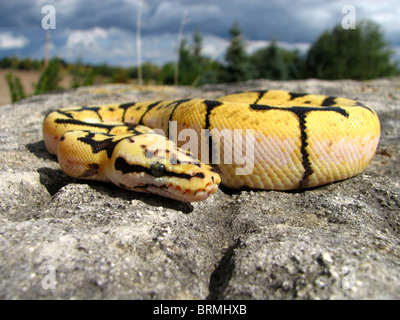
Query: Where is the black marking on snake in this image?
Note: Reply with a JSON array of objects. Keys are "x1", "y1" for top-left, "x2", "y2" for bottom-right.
[
  {"x1": 289, "y1": 106, "x2": 349, "y2": 117},
  {"x1": 138, "y1": 101, "x2": 164, "y2": 125},
  {"x1": 321, "y1": 96, "x2": 337, "y2": 107},
  {"x1": 115, "y1": 157, "x2": 205, "y2": 180},
  {"x1": 252, "y1": 91, "x2": 309, "y2": 104},
  {"x1": 56, "y1": 109, "x2": 75, "y2": 119},
  {"x1": 81, "y1": 105, "x2": 101, "y2": 112},
  {"x1": 169, "y1": 99, "x2": 192, "y2": 120},
  {"x1": 249, "y1": 104, "x2": 349, "y2": 117},
  {"x1": 118, "y1": 102, "x2": 136, "y2": 122},
  {"x1": 253, "y1": 90, "x2": 269, "y2": 104},
  {"x1": 289, "y1": 92, "x2": 308, "y2": 100},
  {"x1": 167, "y1": 99, "x2": 192, "y2": 137},
  {"x1": 55, "y1": 118, "x2": 143, "y2": 137},
  {"x1": 204, "y1": 100, "x2": 224, "y2": 164},
  {"x1": 55, "y1": 118, "x2": 116, "y2": 131},
  {"x1": 250, "y1": 104, "x2": 350, "y2": 186},
  {"x1": 355, "y1": 101, "x2": 375, "y2": 114},
  {"x1": 77, "y1": 132, "x2": 123, "y2": 158},
  {"x1": 297, "y1": 111, "x2": 313, "y2": 186},
  {"x1": 78, "y1": 106, "x2": 103, "y2": 121}
]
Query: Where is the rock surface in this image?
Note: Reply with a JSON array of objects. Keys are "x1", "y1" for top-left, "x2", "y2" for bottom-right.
[{"x1": 0, "y1": 79, "x2": 399, "y2": 299}]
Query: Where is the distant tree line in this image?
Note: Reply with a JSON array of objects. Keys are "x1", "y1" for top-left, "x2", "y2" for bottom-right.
[
  {"x1": 2, "y1": 20, "x2": 398, "y2": 103},
  {"x1": 162, "y1": 20, "x2": 398, "y2": 84}
]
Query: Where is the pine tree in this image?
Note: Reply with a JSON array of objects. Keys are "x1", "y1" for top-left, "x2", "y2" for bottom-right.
[
  {"x1": 176, "y1": 30, "x2": 219, "y2": 86},
  {"x1": 250, "y1": 39, "x2": 287, "y2": 80},
  {"x1": 250, "y1": 39, "x2": 305, "y2": 80},
  {"x1": 177, "y1": 38, "x2": 199, "y2": 85},
  {"x1": 193, "y1": 28, "x2": 202, "y2": 58},
  {"x1": 223, "y1": 22, "x2": 252, "y2": 82}
]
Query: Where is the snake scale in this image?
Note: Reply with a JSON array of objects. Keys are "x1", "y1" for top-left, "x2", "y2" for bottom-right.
[{"x1": 43, "y1": 90, "x2": 380, "y2": 202}]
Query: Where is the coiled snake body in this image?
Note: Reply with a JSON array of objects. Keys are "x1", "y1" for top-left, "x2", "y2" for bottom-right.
[{"x1": 43, "y1": 90, "x2": 380, "y2": 201}]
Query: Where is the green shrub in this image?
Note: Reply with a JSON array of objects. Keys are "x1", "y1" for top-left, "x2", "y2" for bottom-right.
[
  {"x1": 5, "y1": 72, "x2": 27, "y2": 103},
  {"x1": 34, "y1": 58, "x2": 63, "y2": 95}
]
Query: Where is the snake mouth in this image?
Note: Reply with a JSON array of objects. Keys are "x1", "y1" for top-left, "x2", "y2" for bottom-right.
[{"x1": 146, "y1": 181, "x2": 219, "y2": 202}]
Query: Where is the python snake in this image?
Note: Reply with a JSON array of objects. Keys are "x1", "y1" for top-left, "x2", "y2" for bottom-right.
[{"x1": 42, "y1": 90, "x2": 380, "y2": 202}]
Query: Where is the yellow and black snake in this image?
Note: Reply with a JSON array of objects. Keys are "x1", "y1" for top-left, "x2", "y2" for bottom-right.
[{"x1": 43, "y1": 90, "x2": 380, "y2": 202}]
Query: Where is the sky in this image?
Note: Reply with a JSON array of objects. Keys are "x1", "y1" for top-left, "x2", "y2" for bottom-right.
[{"x1": 1, "y1": 0, "x2": 399, "y2": 67}]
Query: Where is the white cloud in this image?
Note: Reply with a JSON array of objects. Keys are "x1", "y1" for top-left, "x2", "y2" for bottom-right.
[
  {"x1": 61, "y1": 27, "x2": 138, "y2": 65},
  {"x1": 65, "y1": 27, "x2": 108, "y2": 48},
  {"x1": 0, "y1": 32, "x2": 29, "y2": 49},
  {"x1": 355, "y1": 1, "x2": 400, "y2": 42},
  {"x1": 198, "y1": 34, "x2": 228, "y2": 61},
  {"x1": 56, "y1": 27, "x2": 313, "y2": 67}
]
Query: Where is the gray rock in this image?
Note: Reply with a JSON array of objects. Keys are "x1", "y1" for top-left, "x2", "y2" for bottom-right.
[{"x1": 0, "y1": 80, "x2": 399, "y2": 299}]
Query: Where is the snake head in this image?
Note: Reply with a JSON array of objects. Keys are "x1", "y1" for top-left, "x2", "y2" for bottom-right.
[
  {"x1": 57, "y1": 130, "x2": 220, "y2": 202},
  {"x1": 108, "y1": 133, "x2": 221, "y2": 201}
]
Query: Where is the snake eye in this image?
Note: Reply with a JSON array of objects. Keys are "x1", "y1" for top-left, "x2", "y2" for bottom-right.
[{"x1": 150, "y1": 162, "x2": 165, "y2": 177}]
